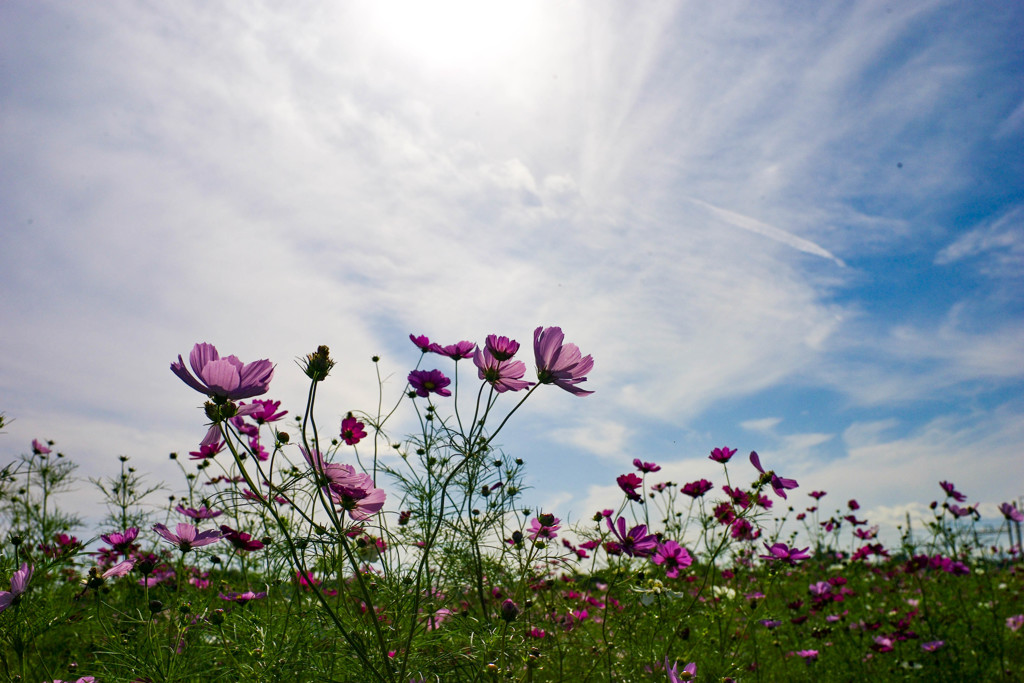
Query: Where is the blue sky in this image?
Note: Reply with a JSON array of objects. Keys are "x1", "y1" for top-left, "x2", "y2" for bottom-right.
[{"x1": 1, "y1": 1, "x2": 1022, "y2": 541}]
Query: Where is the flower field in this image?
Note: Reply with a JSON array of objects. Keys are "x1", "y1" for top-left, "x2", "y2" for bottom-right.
[{"x1": 1, "y1": 329, "x2": 1022, "y2": 682}]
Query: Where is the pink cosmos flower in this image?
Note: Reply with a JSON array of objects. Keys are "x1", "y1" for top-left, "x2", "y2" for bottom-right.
[
  {"x1": 616, "y1": 473, "x2": 644, "y2": 502},
  {"x1": 1000, "y1": 502, "x2": 1024, "y2": 522},
  {"x1": 665, "y1": 658, "x2": 697, "y2": 682},
  {"x1": 101, "y1": 527, "x2": 139, "y2": 557},
  {"x1": 921, "y1": 640, "x2": 944, "y2": 652},
  {"x1": 533, "y1": 326, "x2": 594, "y2": 396},
  {"x1": 652, "y1": 540, "x2": 693, "y2": 578},
  {"x1": 760, "y1": 541, "x2": 811, "y2": 565},
  {"x1": 325, "y1": 471, "x2": 387, "y2": 520},
  {"x1": 1006, "y1": 614, "x2": 1024, "y2": 631},
  {"x1": 633, "y1": 458, "x2": 661, "y2": 473},
  {"x1": 340, "y1": 414, "x2": 368, "y2": 445},
  {"x1": 153, "y1": 522, "x2": 222, "y2": 552},
  {"x1": 809, "y1": 490, "x2": 827, "y2": 499},
  {"x1": 749, "y1": 451, "x2": 798, "y2": 499},
  {"x1": 528, "y1": 514, "x2": 561, "y2": 541},
  {"x1": 473, "y1": 348, "x2": 533, "y2": 393},
  {"x1": 607, "y1": 517, "x2": 658, "y2": 558},
  {"x1": 709, "y1": 446, "x2": 736, "y2": 463},
  {"x1": 408, "y1": 369, "x2": 452, "y2": 397},
  {"x1": 219, "y1": 525, "x2": 265, "y2": 551},
  {"x1": 100, "y1": 559, "x2": 135, "y2": 580},
  {"x1": 171, "y1": 342, "x2": 274, "y2": 401},
  {"x1": 175, "y1": 504, "x2": 223, "y2": 520},
  {"x1": 409, "y1": 334, "x2": 432, "y2": 351},
  {"x1": 220, "y1": 590, "x2": 267, "y2": 602},
  {"x1": 485, "y1": 334, "x2": 520, "y2": 361},
  {"x1": 939, "y1": 480, "x2": 967, "y2": 502},
  {"x1": 189, "y1": 425, "x2": 225, "y2": 460},
  {"x1": 245, "y1": 399, "x2": 287, "y2": 423},
  {"x1": 681, "y1": 479, "x2": 714, "y2": 498},
  {"x1": 31, "y1": 439, "x2": 51, "y2": 455},
  {"x1": 428, "y1": 340, "x2": 476, "y2": 359},
  {"x1": 0, "y1": 563, "x2": 33, "y2": 614},
  {"x1": 51, "y1": 678, "x2": 96, "y2": 683}
]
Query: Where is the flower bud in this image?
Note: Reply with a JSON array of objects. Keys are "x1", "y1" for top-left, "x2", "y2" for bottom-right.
[
  {"x1": 500, "y1": 599, "x2": 519, "y2": 623},
  {"x1": 301, "y1": 345, "x2": 335, "y2": 382}
]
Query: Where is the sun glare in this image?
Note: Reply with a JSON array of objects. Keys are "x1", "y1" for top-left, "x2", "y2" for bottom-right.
[{"x1": 362, "y1": 1, "x2": 541, "y2": 73}]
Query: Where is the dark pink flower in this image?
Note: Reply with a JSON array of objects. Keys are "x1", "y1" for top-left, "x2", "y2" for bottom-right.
[
  {"x1": 760, "y1": 542, "x2": 810, "y2": 565},
  {"x1": 171, "y1": 343, "x2": 274, "y2": 401},
  {"x1": 428, "y1": 340, "x2": 476, "y2": 359},
  {"x1": 848, "y1": 499, "x2": 860, "y2": 511},
  {"x1": 245, "y1": 399, "x2": 287, "y2": 423},
  {"x1": 220, "y1": 590, "x2": 267, "y2": 602},
  {"x1": 101, "y1": 528, "x2": 139, "y2": 556},
  {"x1": 408, "y1": 369, "x2": 452, "y2": 398},
  {"x1": 153, "y1": 522, "x2": 221, "y2": 552},
  {"x1": 409, "y1": 334, "x2": 431, "y2": 351},
  {"x1": 1000, "y1": 502, "x2": 1024, "y2": 522},
  {"x1": 528, "y1": 514, "x2": 561, "y2": 541},
  {"x1": 485, "y1": 334, "x2": 520, "y2": 361},
  {"x1": 473, "y1": 348, "x2": 533, "y2": 393},
  {"x1": 921, "y1": 640, "x2": 944, "y2": 652},
  {"x1": 189, "y1": 426, "x2": 225, "y2": 460},
  {"x1": 31, "y1": 439, "x2": 51, "y2": 455},
  {"x1": 633, "y1": 458, "x2": 661, "y2": 473},
  {"x1": 176, "y1": 505, "x2": 223, "y2": 520},
  {"x1": 749, "y1": 451, "x2": 798, "y2": 499},
  {"x1": 709, "y1": 446, "x2": 736, "y2": 463},
  {"x1": 533, "y1": 326, "x2": 594, "y2": 396},
  {"x1": 665, "y1": 658, "x2": 697, "y2": 683},
  {"x1": 0, "y1": 563, "x2": 33, "y2": 614},
  {"x1": 939, "y1": 480, "x2": 967, "y2": 502},
  {"x1": 607, "y1": 517, "x2": 658, "y2": 558},
  {"x1": 340, "y1": 414, "x2": 368, "y2": 445},
  {"x1": 617, "y1": 473, "x2": 644, "y2": 502},
  {"x1": 219, "y1": 525, "x2": 265, "y2": 552},
  {"x1": 681, "y1": 479, "x2": 714, "y2": 498},
  {"x1": 652, "y1": 540, "x2": 692, "y2": 578},
  {"x1": 809, "y1": 490, "x2": 827, "y2": 500}
]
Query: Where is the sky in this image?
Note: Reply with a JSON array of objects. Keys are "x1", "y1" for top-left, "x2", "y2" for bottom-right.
[{"x1": 1, "y1": 1, "x2": 1022, "y2": 546}]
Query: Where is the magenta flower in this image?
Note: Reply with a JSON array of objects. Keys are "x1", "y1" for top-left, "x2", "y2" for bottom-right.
[
  {"x1": 485, "y1": 334, "x2": 520, "y2": 361},
  {"x1": 665, "y1": 658, "x2": 697, "y2": 683},
  {"x1": 848, "y1": 499, "x2": 860, "y2": 511},
  {"x1": 171, "y1": 343, "x2": 274, "y2": 401},
  {"x1": 219, "y1": 525, "x2": 265, "y2": 551},
  {"x1": 1007, "y1": 614, "x2": 1024, "y2": 632},
  {"x1": 809, "y1": 490, "x2": 827, "y2": 500},
  {"x1": 31, "y1": 439, "x2": 51, "y2": 455},
  {"x1": 633, "y1": 458, "x2": 661, "y2": 473},
  {"x1": 607, "y1": 517, "x2": 658, "y2": 558},
  {"x1": 533, "y1": 326, "x2": 594, "y2": 396},
  {"x1": 528, "y1": 514, "x2": 561, "y2": 541},
  {"x1": 428, "y1": 340, "x2": 476, "y2": 359},
  {"x1": 408, "y1": 369, "x2": 452, "y2": 398},
  {"x1": 244, "y1": 399, "x2": 287, "y2": 423},
  {"x1": 0, "y1": 563, "x2": 33, "y2": 614},
  {"x1": 939, "y1": 480, "x2": 967, "y2": 502},
  {"x1": 749, "y1": 451, "x2": 798, "y2": 499},
  {"x1": 760, "y1": 541, "x2": 811, "y2": 565},
  {"x1": 473, "y1": 348, "x2": 533, "y2": 393},
  {"x1": 340, "y1": 414, "x2": 368, "y2": 445},
  {"x1": 616, "y1": 473, "x2": 644, "y2": 502},
  {"x1": 709, "y1": 446, "x2": 736, "y2": 463},
  {"x1": 921, "y1": 640, "x2": 944, "y2": 652},
  {"x1": 101, "y1": 527, "x2": 139, "y2": 557},
  {"x1": 327, "y1": 472, "x2": 387, "y2": 520},
  {"x1": 681, "y1": 479, "x2": 714, "y2": 498},
  {"x1": 652, "y1": 540, "x2": 693, "y2": 578},
  {"x1": 175, "y1": 504, "x2": 223, "y2": 520},
  {"x1": 189, "y1": 425, "x2": 225, "y2": 460},
  {"x1": 153, "y1": 522, "x2": 222, "y2": 552},
  {"x1": 220, "y1": 590, "x2": 268, "y2": 603},
  {"x1": 410, "y1": 333, "x2": 432, "y2": 351},
  {"x1": 1000, "y1": 502, "x2": 1024, "y2": 522},
  {"x1": 791, "y1": 650, "x2": 818, "y2": 661}
]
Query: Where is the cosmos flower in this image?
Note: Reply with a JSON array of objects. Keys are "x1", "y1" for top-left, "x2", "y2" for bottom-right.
[
  {"x1": 0, "y1": 563, "x2": 33, "y2": 614},
  {"x1": 219, "y1": 525, "x2": 265, "y2": 551},
  {"x1": 175, "y1": 505, "x2": 223, "y2": 520},
  {"x1": 633, "y1": 458, "x2": 661, "y2": 473},
  {"x1": 485, "y1": 334, "x2": 520, "y2": 361},
  {"x1": 749, "y1": 451, "x2": 798, "y2": 499},
  {"x1": 473, "y1": 348, "x2": 533, "y2": 393},
  {"x1": 709, "y1": 446, "x2": 736, "y2": 463},
  {"x1": 100, "y1": 527, "x2": 139, "y2": 557},
  {"x1": 409, "y1": 334, "x2": 432, "y2": 352},
  {"x1": 939, "y1": 480, "x2": 967, "y2": 502},
  {"x1": 533, "y1": 326, "x2": 594, "y2": 396},
  {"x1": 607, "y1": 517, "x2": 658, "y2": 558},
  {"x1": 1000, "y1": 502, "x2": 1024, "y2": 522},
  {"x1": 760, "y1": 541, "x2": 811, "y2": 565},
  {"x1": 171, "y1": 343, "x2": 274, "y2": 401},
  {"x1": 681, "y1": 479, "x2": 714, "y2": 498},
  {"x1": 408, "y1": 369, "x2": 452, "y2": 398},
  {"x1": 652, "y1": 540, "x2": 693, "y2": 579},
  {"x1": 153, "y1": 522, "x2": 222, "y2": 553},
  {"x1": 428, "y1": 340, "x2": 476, "y2": 359},
  {"x1": 665, "y1": 658, "x2": 697, "y2": 682},
  {"x1": 617, "y1": 473, "x2": 644, "y2": 502},
  {"x1": 31, "y1": 439, "x2": 51, "y2": 455},
  {"x1": 340, "y1": 414, "x2": 368, "y2": 445}
]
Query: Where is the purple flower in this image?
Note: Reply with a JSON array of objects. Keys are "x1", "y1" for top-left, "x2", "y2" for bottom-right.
[
  {"x1": 409, "y1": 334, "x2": 432, "y2": 352},
  {"x1": 1000, "y1": 502, "x2": 1024, "y2": 522},
  {"x1": 607, "y1": 517, "x2": 658, "y2": 558},
  {"x1": 749, "y1": 451, "x2": 798, "y2": 499},
  {"x1": 153, "y1": 522, "x2": 222, "y2": 553},
  {"x1": 175, "y1": 504, "x2": 223, "y2": 520},
  {"x1": 652, "y1": 540, "x2": 693, "y2": 578},
  {"x1": 633, "y1": 458, "x2": 661, "y2": 473},
  {"x1": 1007, "y1": 614, "x2": 1024, "y2": 632},
  {"x1": 101, "y1": 527, "x2": 139, "y2": 557},
  {"x1": 473, "y1": 348, "x2": 533, "y2": 393},
  {"x1": 760, "y1": 541, "x2": 811, "y2": 565},
  {"x1": 220, "y1": 590, "x2": 267, "y2": 603},
  {"x1": 408, "y1": 369, "x2": 452, "y2": 398},
  {"x1": 101, "y1": 559, "x2": 135, "y2": 580},
  {"x1": 0, "y1": 563, "x2": 33, "y2": 614},
  {"x1": 245, "y1": 399, "x2": 287, "y2": 423},
  {"x1": 709, "y1": 446, "x2": 736, "y2": 463},
  {"x1": 921, "y1": 640, "x2": 944, "y2": 652},
  {"x1": 617, "y1": 473, "x2": 644, "y2": 502},
  {"x1": 665, "y1": 657, "x2": 697, "y2": 682},
  {"x1": 681, "y1": 479, "x2": 714, "y2": 498},
  {"x1": 791, "y1": 650, "x2": 818, "y2": 661},
  {"x1": 485, "y1": 334, "x2": 520, "y2": 361},
  {"x1": 939, "y1": 480, "x2": 967, "y2": 502},
  {"x1": 809, "y1": 490, "x2": 827, "y2": 500},
  {"x1": 428, "y1": 340, "x2": 476, "y2": 359},
  {"x1": 312, "y1": 463, "x2": 387, "y2": 520},
  {"x1": 340, "y1": 414, "x2": 368, "y2": 445},
  {"x1": 533, "y1": 326, "x2": 594, "y2": 396},
  {"x1": 171, "y1": 343, "x2": 274, "y2": 401},
  {"x1": 219, "y1": 525, "x2": 265, "y2": 551},
  {"x1": 189, "y1": 425, "x2": 225, "y2": 460},
  {"x1": 31, "y1": 439, "x2": 51, "y2": 455},
  {"x1": 528, "y1": 515, "x2": 561, "y2": 541}
]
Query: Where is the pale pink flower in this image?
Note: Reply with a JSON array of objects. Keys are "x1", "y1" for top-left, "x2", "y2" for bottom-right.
[
  {"x1": 0, "y1": 563, "x2": 33, "y2": 614},
  {"x1": 171, "y1": 342, "x2": 274, "y2": 400},
  {"x1": 533, "y1": 326, "x2": 594, "y2": 396},
  {"x1": 153, "y1": 522, "x2": 221, "y2": 552}
]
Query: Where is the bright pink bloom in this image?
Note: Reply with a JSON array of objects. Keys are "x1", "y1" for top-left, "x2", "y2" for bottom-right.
[
  {"x1": 473, "y1": 348, "x2": 533, "y2": 393},
  {"x1": 617, "y1": 473, "x2": 644, "y2": 502},
  {"x1": 408, "y1": 369, "x2": 452, "y2": 398},
  {"x1": 189, "y1": 425, "x2": 225, "y2": 460},
  {"x1": 809, "y1": 490, "x2": 827, "y2": 499},
  {"x1": 528, "y1": 515, "x2": 561, "y2": 541},
  {"x1": 709, "y1": 446, "x2": 736, "y2": 463},
  {"x1": 153, "y1": 522, "x2": 222, "y2": 552},
  {"x1": 31, "y1": 439, "x2": 51, "y2": 455},
  {"x1": 245, "y1": 399, "x2": 287, "y2": 423},
  {"x1": 0, "y1": 563, "x2": 33, "y2": 614},
  {"x1": 175, "y1": 504, "x2": 222, "y2": 520},
  {"x1": 665, "y1": 658, "x2": 697, "y2": 682},
  {"x1": 533, "y1": 326, "x2": 594, "y2": 396},
  {"x1": 220, "y1": 590, "x2": 267, "y2": 602},
  {"x1": 607, "y1": 517, "x2": 658, "y2": 558},
  {"x1": 633, "y1": 458, "x2": 661, "y2": 473},
  {"x1": 761, "y1": 541, "x2": 810, "y2": 565},
  {"x1": 171, "y1": 342, "x2": 274, "y2": 401},
  {"x1": 485, "y1": 334, "x2": 520, "y2": 361},
  {"x1": 101, "y1": 527, "x2": 139, "y2": 556},
  {"x1": 652, "y1": 540, "x2": 693, "y2": 578},
  {"x1": 219, "y1": 525, "x2": 265, "y2": 551},
  {"x1": 340, "y1": 414, "x2": 368, "y2": 445},
  {"x1": 681, "y1": 479, "x2": 714, "y2": 498},
  {"x1": 428, "y1": 340, "x2": 476, "y2": 359},
  {"x1": 1007, "y1": 614, "x2": 1024, "y2": 632},
  {"x1": 939, "y1": 480, "x2": 967, "y2": 502},
  {"x1": 409, "y1": 334, "x2": 431, "y2": 351},
  {"x1": 749, "y1": 451, "x2": 798, "y2": 499},
  {"x1": 1000, "y1": 502, "x2": 1024, "y2": 522}
]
